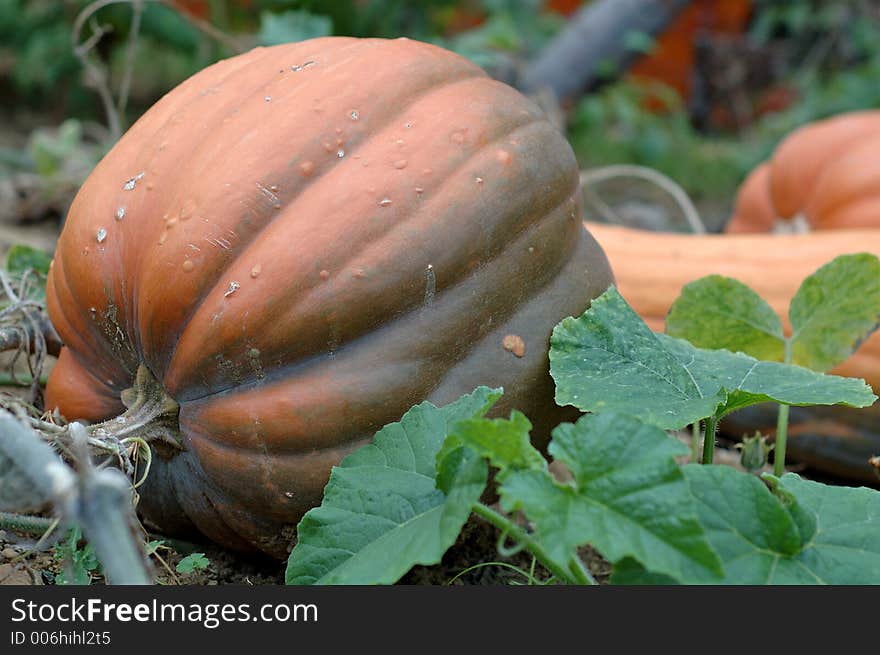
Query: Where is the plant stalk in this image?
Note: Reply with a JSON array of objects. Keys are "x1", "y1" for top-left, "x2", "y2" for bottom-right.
[
  {"x1": 701, "y1": 415, "x2": 718, "y2": 464},
  {"x1": 472, "y1": 502, "x2": 595, "y2": 585},
  {"x1": 774, "y1": 339, "x2": 794, "y2": 476}
]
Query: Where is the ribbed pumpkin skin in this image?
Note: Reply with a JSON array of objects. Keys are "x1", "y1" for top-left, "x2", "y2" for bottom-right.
[
  {"x1": 726, "y1": 110, "x2": 880, "y2": 233},
  {"x1": 44, "y1": 38, "x2": 613, "y2": 556}
]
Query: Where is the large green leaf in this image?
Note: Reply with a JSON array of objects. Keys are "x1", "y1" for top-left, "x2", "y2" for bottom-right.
[
  {"x1": 789, "y1": 253, "x2": 880, "y2": 371},
  {"x1": 444, "y1": 411, "x2": 546, "y2": 479},
  {"x1": 550, "y1": 287, "x2": 876, "y2": 430},
  {"x1": 285, "y1": 388, "x2": 500, "y2": 585},
  {"x1": 665, "y1": 275, "x2": 784, "y2": 361},
  {"x1": 497, "y1": 413, "x2": 723, "y2": 583},
  {"x1": 614, "y1": 465, "x2": 880, "y2": 584}
]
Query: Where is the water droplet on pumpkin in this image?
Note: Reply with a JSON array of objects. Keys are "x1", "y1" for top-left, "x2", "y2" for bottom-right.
[
  {"x1": 337, "y1": 149, "x2": 345, "y2": 158},
  {"x1": 414, "y1": 187, "x2": 424, "y2": 195},
  {"x1": 122, "y1": 172, "x2": 144, "y2": 190},
  {"x1": 378, "y1": 198, "x2": 392, "y2": 207},
  {"x1": 250, "y1": 264, "x2": 261, "y2": 278},
  {"x1": 405, "y1": 121, "x2": 413, "y2": 128},
  {"x1": 96, "y1": 228, "x2": 107, "y2": 243},
  {"x1": 393, "y1": 159, "x2": 408, "y2": 170},
  {"x1": 528, "y1": 246, "x2": 535, "y2": 253},
  {"x1": 284, "y1": 491, "x2": 294, "y2": 498},
  {"x1": 158, "y1": 232, "x2": 168, "y2": 246},
  {"x1": 264, "y1": 95, "x2": 272, "y2": 102},
  {"x1": 299, "y1": 160, "x2": 315, "y2": 176},
  {"x1": 395, "y1": 139, "x2": 405, "y2": 148},
  {"x1": 349, "y1": 110, "x2": 359, "y2": 120},
  {"x1": 166, "y1": 217, "x2": 178, "y2": 228},
  {"x1": 269, "y1": 184, "x2": 279, "y2": 192},
  {"x1": 182, "y1": 260, "x2": 195, "y2": 272},
  {"x1": 354, "y1": 268, "x2": 366, "y2": 279},
  {"x1": 224, "y1": 281, "x2": 240, "y2": 297},
  {"x1": 115, "y1": 207, "x2": 125, "y2": 220},
  {"x1": 475, "y1": 176, "x2": 484, "y2": 184},
  {"x1": 322, "y1": 141, "x2": 334, "y2": 152},
  {"x1": 319, "y1": 269, "x2": 330, "y2": 280}
]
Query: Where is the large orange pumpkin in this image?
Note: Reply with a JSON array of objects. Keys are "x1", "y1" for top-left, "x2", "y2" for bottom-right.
[
  {"x1": 726, "y1": 110, "x2": 880, "y2": 233},
  {"x1": 44, "y1": 38, "x2": 613, "y2": 556}
]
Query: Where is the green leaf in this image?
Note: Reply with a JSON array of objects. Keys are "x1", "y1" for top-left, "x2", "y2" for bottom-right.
[
  {"x1": 285, "y1": 387, "x2": 501, "y2": 585},
  {"x1": 6, "y1": 244, "x2": 52, "y2": 277},
  {"x1": 498, "y1": 413, "x2": 722, "y2": 583},
  {"x1": 550, "y1": 287, "x2": 876, "y2": 430},
  {"x1": 176, "y1": 552, "x2": 210, "y2": 574},
  {"x1": 445, "y1": 411, "x2": 547, "y2": 479},
  {"x1": 617, "y1": 465, "x2": 880, "y2": 584},
  {"x1": 257, "y1": 10, "x2": 332, "y2": 46},
  {"x1": 551, "y1": 287, "x2": 725, "y2": 429},
  {"x1": 789, "y1": 253, "x2": 880, "y2": 371},
  {"x1": 657, "y1": 334, "x2": 876, "y2": 417},
  {"x1": 665, "y1": 275, "x2": 784, "y2": 361}
]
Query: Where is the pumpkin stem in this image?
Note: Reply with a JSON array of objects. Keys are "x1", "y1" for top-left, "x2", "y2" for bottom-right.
[{"x1": 86, "y1": 364, "x2": 182, "y2": 452}]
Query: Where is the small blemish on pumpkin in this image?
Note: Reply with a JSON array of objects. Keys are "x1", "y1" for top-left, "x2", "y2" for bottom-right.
[
  {"x1": 354, "y1": 268, "x2": 366, "y2": 279},
  {"x1": 158, "y1": 232, "x2": 168, "y2": 245},
  {"x1": 224, "y1": 281, "x2": 240, "y2": 297},
  {"x1": 395, "y1": 139, "x2": 405, "y2": 148},
  {"x1": 82, "y1": 247, "x2": 89, "y2": 256},
  {"x1": 528, "y1": 246, "x2": 535, "y2": 253},
  {"x1": 319, "y1": 269, "x2": 330, "y2": 280},
  {"x1": 405, "y1": 121, "x2": 413, "y2": 128},
  {"x1": 250, "y1": 264, "x2": 261, "y2": 278},
  {"x1": 496, "y1": 150, "x2": 513, "y2": 165},
  {"x1": 166, "y1": 217, "x2": 178, "y2": 228},
  {"x1": 502, "y1": 334, "x2": 526, "y2": 358},
  {"x1": 393, "y1": 159, "x2": 408, "y2": 170},
  {"x1": 115, "y1": 207, "x2": 125, "y2": 220},
  {"x1": 378, "y1": 198, "x2": 392, "y2": 207},
  {"x1": 269, "y1": 184, "x2": 279, "y2": 192},
  {"x1": 182, "y1": 260, "x2": 195, "y2": 272},
  {"x1": 414, "y1": 187, "x2": 424, "y2": 195},
  {"x1": 96, "y1": 228, "x2": 107, "y2": 243},
  {"x1": 158, "y1": 141, "x2": 168, "y2": 151},
  {"x1": 322, "y1": 141, "x2": 334, "y2": 152},
  {"x1": 146, "y1": 182, "x2": 154, "y2": 191},
  {"x1": 451, "y1": 130, "x2": 466, "y2": 145},
  {"x1": 299, "y1": 161, "x2": 315, "y2": 176},
  {"x1": 422, "y1": 168, "x2": 433, "y2": 176}
]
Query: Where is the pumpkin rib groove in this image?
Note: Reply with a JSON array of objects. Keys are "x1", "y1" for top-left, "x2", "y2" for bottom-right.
[
  {"x1": 57, "y1": 38, "x2": 461, "y2": 383},
  {"x1": 171, "y1": 180, "x2": 578, "y2": 405},
  {"x1": 175, "y1": 203, "x2": 582, "y2": 453},
  {"x1": 164, "y1": 113, "x2": 556, "y2": 396},
  {"x1": 152, "y1": 72, "x2": 488, "y2": 379},
  {"x1": 46, "y1": 254, "x2": 134, "y2": 390}
]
